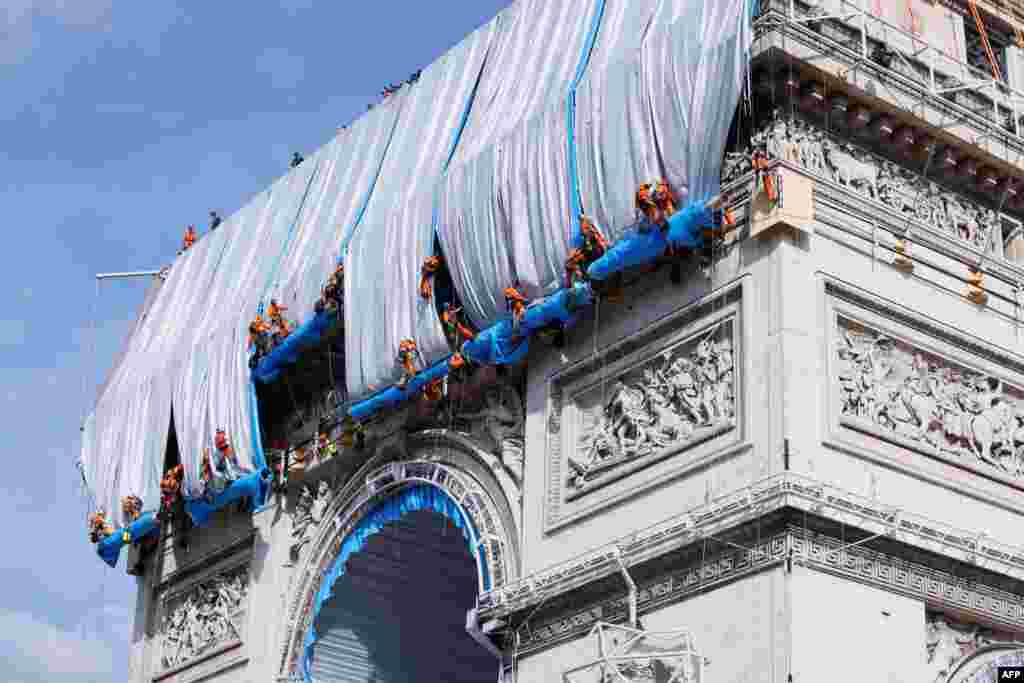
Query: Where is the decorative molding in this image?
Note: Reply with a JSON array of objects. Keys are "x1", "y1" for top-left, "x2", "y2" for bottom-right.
[
  {"x1": 544, "y1": 285, "x2": 743, "y2": 532},
  {"x1": 289, "y1": 480, "x2": 331, "y2": 564},
  {"x1": 278, "y1": 439, "x2": 519, "y2": 679},
  {"x1": 722, "y1": 112, "x2": 1013, "y2": 257},
  {"x1": 155, "y1": 563, "x2": 249, "y2": 677},
  {"x1": 443, "y1": 382, "x2": 526, "y2": 500},
  {"x1": 826, "y1": 282, "x2": 1024, "y2": 377},
  {"x1": 480, "y1": 473, "x2": 1024, "y2": 647},
  {"x1": 507, "y1": 524, "x2": 1024, "y2": 656}
]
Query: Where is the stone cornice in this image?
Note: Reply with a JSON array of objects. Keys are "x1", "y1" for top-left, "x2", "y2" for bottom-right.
[
  {"x1": 504, "y1": 523, "x2": 1024, "y2": 655},
  {"x1": 478, "y1": 473, "x2": 1024, "y2": 629},
  {"x1": 753, "y1": 5, "x2": 1024, "y2": 174}
]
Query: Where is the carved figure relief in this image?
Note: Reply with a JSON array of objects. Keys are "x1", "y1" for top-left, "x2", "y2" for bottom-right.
[
  {"x1": 567, "y1": 323, "x2": 735, "y2": 492},
  {"x1": 836, "y1": 316, "x2": 1024, "y2": 479},
  {"x1": 724, "y1": 112, "x2": 1003, "y2": 254},
  {"x1": 460, "y1": 384, "x2": 526, "y2": 487},
  {"x1": 161, "y1": 566, "x2": 248, "y2": 671},
  {"x1": 290, "y1": 480, "x2": 331, "y2": 562},
  {"x1": 925, "y1": 613, "x2": 1019, "y2": 683}
]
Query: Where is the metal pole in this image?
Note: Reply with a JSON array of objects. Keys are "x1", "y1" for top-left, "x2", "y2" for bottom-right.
[
  {"x1": 861, "y1": 0, "x2": 868, "y2": 59},
  {"x1": 95, "y1": 270, "x2": 162, "y2": 280}
]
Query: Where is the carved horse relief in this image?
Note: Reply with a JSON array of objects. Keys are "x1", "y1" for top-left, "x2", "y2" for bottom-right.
[
  {"x1": 837, "y1": 317, "x2": 1024, "y2": 481},
  {"x1": 823, "y1": 139, "x2": 878, "y2": 199}
]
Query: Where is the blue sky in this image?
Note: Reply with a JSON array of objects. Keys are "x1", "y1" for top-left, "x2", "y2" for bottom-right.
[{"x1": 0, "y1": 1, "x2": 510, "y2": 680}]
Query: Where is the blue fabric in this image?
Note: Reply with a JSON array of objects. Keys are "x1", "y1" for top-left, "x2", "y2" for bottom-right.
[
  {"x1": 96, "y1": 512, "x2": 160, "y2": 568},
  {"x1": 348, "y1": 355, "x2": 453, "y2": 421},
  {"x1": 347, "y1": 284, "x2": 593, "y2": 422},
  {"x1": 586, "y1": 225, "x2": 669, "y2": 280},
  {"x1": 461, "y1": 318, "x2": 530, "y2": 367},
  {"x1": 301, "y1": 484, "x2": 484, "y2": 682},
  {"x1": 344, "y1": 199, "x2": 712, "y2": 422},
  {"x1": 666, "y1": 200, "x2": 713, "y2": 249},
  {"x1": 185, "y1": 469, "x2": 271, "y2": 527},
  {"x1": 520, "y1": 282, "x2": 593, "y2": 333},
  {"x1": 587, "y1": 199, "x2": 712, "y2": 280},
  {"x1": 253, "y1": 311, "x2": 338, "y2": 384},
  {"x1": 567, "y1": 0, "x2": 608, "y2": 248}
]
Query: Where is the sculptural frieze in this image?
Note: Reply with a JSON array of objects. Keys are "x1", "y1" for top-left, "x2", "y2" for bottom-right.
[
  {"x1": 836, "y1": 316, "x2": 1024, "y2": 478},
  {"x1": 724, "y1": 112, "x2": 1004, "y2": 254},
  {"x1": 567, "y1": 323, "x2": 735, "y2": 492},
  {"x1": 925, "y1": 613, "x2": 1019, "y2": 683},
  {"x1": 459, "y1": 384, "x2": 526, "y2": 487},
  {"x1": 290, "y1": 480, "x2": 331, "y2": 563},
  {"x1": 161, "y1": 566, "x2": 249, "y2": 671}
]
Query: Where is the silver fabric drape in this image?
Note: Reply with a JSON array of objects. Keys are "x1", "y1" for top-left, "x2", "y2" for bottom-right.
[{"x1": 80, "y1": 0, "x2": 751, "y2": 519}]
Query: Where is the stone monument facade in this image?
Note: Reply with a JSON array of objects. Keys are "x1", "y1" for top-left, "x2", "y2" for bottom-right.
[{"x1": 123, "y1": 2, "x2": 1024, "y2": 681}]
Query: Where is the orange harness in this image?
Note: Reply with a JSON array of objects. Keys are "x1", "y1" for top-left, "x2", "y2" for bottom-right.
[
  {"x1": 752, "y1": 152, "x2": 778, "y2": 202},
  {"x1": 398, "y1": 339, "x2": 419, "y2": 379},
  {"x1": 422, "y1": 378, "x2": 444, "y2": 402},
  {"x1": 419, "y1": 256, "x2": 443, "y2": 300},
  {"x1": 442, "y1": 305, "x2": 476, "y2": 345},
  {"x1": 504, "y1": 286, "x2": 528, "y2": 324}
]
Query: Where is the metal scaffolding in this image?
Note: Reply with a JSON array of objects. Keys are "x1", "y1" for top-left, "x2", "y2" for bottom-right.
[{"x1": 758, "y1": 0, "x2": 1024, "y2": 150}]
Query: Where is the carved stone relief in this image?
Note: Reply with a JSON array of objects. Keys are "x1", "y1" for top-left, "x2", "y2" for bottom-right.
[
  {"x1": 160, "y1": 564, "x2": 249, "y2": 672},
  {"x1": 925, "y1": 613, "x2": 1021, "y2": 683},
  {"x1": 835, "y1": 315, "x2": 1024, "y2": 480},
  {"x1": 566, "y1": 321, "x2": 735, "y2": 494},
  {"x1": 290, "y1": 480, "x2": 331, "y2": 563},
  {"x1": 454, "y1": 383, "x2": 526, "y2": 489},
  {"x1": 723, "y1": 112, "x2": 1005, "y2": 254}
]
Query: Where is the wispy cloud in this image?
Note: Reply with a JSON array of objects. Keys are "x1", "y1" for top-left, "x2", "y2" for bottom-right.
[
  {"x1": 0, "y1": 0, "x2": 113, "y2": 65},
  {"x1": 0, "y1": 319, "x2": 27, "y2": 346},
  {"x1": 0, "y1": 608, "x2": 119, "y2": 681}
]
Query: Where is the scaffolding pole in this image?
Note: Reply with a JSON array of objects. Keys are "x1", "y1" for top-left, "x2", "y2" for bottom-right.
[{"x1": 767, "y1": 0, "x2": 1024, "y2": 154}]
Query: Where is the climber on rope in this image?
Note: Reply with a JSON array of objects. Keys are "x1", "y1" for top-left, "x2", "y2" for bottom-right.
[
  {"x1": 248, "y1": 315, "x2": 273, "y2": 366},
  {"x1": 121, "y1": 495, "x2": 143, "y2": 525},
  {"x1": 504, "y1": 282, "x2": 529, "y2": 329},
  {"x1": 422, "y1": 377, "x2": 445, "y2": 402},
  {"x1": 215, "y1": 429, "x2": 247, "y2": 479},
  {"x1": 396, "y1": 339, "x2": 421, "y2": 389},
  {"x1": 88, "y1": 509, "x2": 114, "y2": 544},
  {"x1": 267, "y1": 299, "x2": 293, "y2": 345},
  {"x1": 564, "y1": 215, "x2": 610, "y2": 288},
  {"x1": 200, "y1": 449, "x2": 229, "y2": 502},
  {"x1": 182, "y1": 225, "x2": 197, "y2": 252},
  {"x1": 290, "y1": 152, "x2": 305, "y2": 169},
  {"x1": 420, "y1": 255, "x2": 443, "y2": 300},
  {"x1": 315, "y1": 264, "x2": 344, "y2": 315},
  {"x1": 158, "y1": 464, "x2": 185, "y2": 521},
  {"x1": 751, "y1": 150, "x2": 778, "y2": 204},
  {"x1": 209, "y1": 210, "x2": 223, "y2": 232},
  {"x1": 442, "y1": 302, "x2": 477, "y2": 350}
]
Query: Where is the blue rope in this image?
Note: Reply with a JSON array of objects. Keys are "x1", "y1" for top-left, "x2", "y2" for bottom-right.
[
  {"x1": 337, "y1": 96, "x2": 408, "y2": 264},
  {"x1": 258, "y1": 161, "x2": 322, "y2": 315},
  {"x1": 567, "y1": 0, "x2": 608, "y2": 248}
]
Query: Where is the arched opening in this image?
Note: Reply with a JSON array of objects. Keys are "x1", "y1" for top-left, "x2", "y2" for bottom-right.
[{"x1": 305, "y1": 490, "x2": 498, "y2": 682}]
